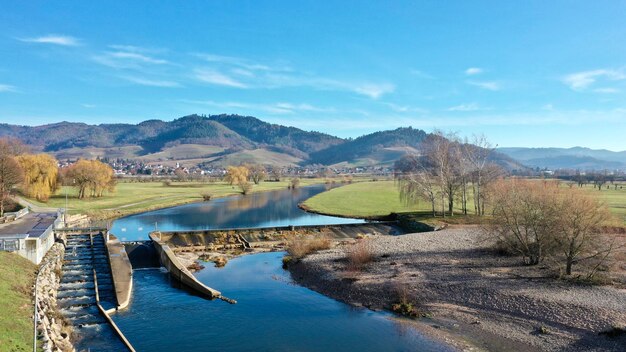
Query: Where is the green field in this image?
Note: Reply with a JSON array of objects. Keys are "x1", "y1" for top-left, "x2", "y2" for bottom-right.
[
  {"x1": 303, "y1": 180, "x2": 626, "y2": 224},
  {"x1": 302, "y1": 180, "x2": 471, "y2": 218},
  {"x1": 579, "y1": 183, "x2": 626, "y2": 224},
  {"x1": 28, "y1": 178, "x2": 333, "y2": 219},
  {"x1": 0, "y1": 252, "x2": 35, "y2": 351}
]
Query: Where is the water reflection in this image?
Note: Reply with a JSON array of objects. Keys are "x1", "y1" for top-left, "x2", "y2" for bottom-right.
[
  {"x1": 113, "y1": 253, "x2": 451, "y2": 352},
  {"x1": 111, "y1": 185, "x2": 364, "y2": 241}
]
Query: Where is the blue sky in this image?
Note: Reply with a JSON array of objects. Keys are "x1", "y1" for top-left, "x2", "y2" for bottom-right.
[{"x1": 1, "y1": 1, "x2": 625, "y2": 150}]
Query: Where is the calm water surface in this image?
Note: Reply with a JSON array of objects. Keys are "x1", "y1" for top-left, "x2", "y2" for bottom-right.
[
  {"x1": 111, "y1": 185, "x2": 364, "y2": 241},
  {"x1": 109, "y1": 185, "x2": 451, "y2": 351},
  {"x1": 113, "y1": 252, "x2": 450, "y2": 352}
]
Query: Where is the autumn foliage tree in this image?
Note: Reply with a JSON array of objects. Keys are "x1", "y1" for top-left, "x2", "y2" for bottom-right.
[
  {"x1": 16, "y1": 154, "x2": 59, "y2": 202},
  {"x1": 225, "y1": 165, "x2": 251, "y2": 194},
  {"x1": 64, "y1": 159, "x2": 117, "y2": 199}
]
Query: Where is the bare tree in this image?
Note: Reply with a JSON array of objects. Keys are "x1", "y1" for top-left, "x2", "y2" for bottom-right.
[
  {"x1": 398, "y1": 168, "x2": 439, "y2": 217},
  {"x1": 0, "y1": 155, "x2": 24, "y2": 216},
  {"x1": 422, "y1": 131, "x2": 461, "y2": 217},
  {"x1": 463, "y1": 134, "x2": 496, "y2": 215},
  {"x1": 248, "y1": 164, "x2": 267, "y2": 185},
  {"x1": 554, "y1": 188, "x2": 613, "y2": 275},
  {"x1": 489, "y1": 179, "x2": 561, "y2": 265}
]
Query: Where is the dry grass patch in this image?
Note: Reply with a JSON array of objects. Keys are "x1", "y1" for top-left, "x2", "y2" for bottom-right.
[
  {"x1": 286, "y1": 235, "x2": 332, "y2": 260},
  {"x1": 344, "y1": 239, "x2": 374, "y2": 271}
]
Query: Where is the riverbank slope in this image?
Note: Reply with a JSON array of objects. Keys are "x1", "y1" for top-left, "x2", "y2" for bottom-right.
[
  {"x1": 288, "y1": 226, "x2": 626, "y2": 351},
  {"x1": 0, "y1": 252, "x2": 35, "y2": 351}
]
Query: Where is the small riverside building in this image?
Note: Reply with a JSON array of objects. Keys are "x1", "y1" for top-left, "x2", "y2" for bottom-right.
[{"x1": 0, "y1": 210, "x2": 62, "y2": 264}]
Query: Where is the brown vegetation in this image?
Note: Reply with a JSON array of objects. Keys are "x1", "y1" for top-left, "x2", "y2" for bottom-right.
[
  {"x1": 62, "y1": 159, "x2": 116, "y2": 199},
  {"x1": 286, "y1": 235, "x2": 332, "y2": 260},
  {"x1": 0, "y1": 155, "x2": 24, "y2": 216},
  {"x1": 488, "y1": 178, "x2": 616, "y2": 277},
  {"x1": 344, "y1": 239, "x2": 374, "y2": 271},
  {"x1": 225, "y1": 165, "x2": 252, "y2": 194}
]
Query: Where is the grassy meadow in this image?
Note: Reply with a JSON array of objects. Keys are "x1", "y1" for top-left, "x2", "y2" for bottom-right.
[
  {"x1": 302, "y1": 180, "x2": 474, "y2": 219},
  {"x1": 0, "y1": 252, "x2": 35, "y2": 352},
  {"x1": 28, "y1": 178, "x2": 345, "y2": 219},
  {"x1": 303, "y1": 180, "x2": 626, "y2": 225}
]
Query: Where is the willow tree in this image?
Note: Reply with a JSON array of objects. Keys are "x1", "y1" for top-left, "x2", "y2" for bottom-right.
[
  {"x1": 225, "y1": 165, "x2": 251, "y2": 194},
  {"x1": 16, "y1": 154, "x2": 59, "y2": 202}
]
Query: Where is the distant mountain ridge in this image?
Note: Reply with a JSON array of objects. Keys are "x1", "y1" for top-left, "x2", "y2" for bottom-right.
[
  {"x1": 0, "y1": 114, "x2": 523, "y2": 169},
  {"x1": 498, "y1": 147, "x2": 626, "y2": 170}
]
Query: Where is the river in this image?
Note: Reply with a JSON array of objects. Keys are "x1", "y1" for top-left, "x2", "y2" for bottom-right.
[
  {"x1": 110, "y1": 185, "x2": 451, "y2": 351},
  {"x1": 110, "y1": 185, "x2": 364, "y2": 241}
]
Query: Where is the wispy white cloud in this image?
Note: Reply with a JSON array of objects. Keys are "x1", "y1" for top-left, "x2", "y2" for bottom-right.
[
  {"x1": 19, "y1": 35, "x2": 80, "y2": 46},
  {"x1": 593, "y1": 87, "x2": 620, "y2": 94},
  {"x1": 562, "y1": 69, "x2": 626, "y2": 91},
  {"x1": 108, "y1": 51, "x2": 168, "y2": 64},
  {"x1": 194, "y1": 53, "x2": 393, "y2": 99},
  {"x1": 121, "y1": 76, "x2": 181, "y2": 87},
  {"x1": 93, "y1": 49, "x2": 169, "y2": 69},
  {"x1": 382, "y1": 102, "x2": 427, "y2": 113},
  {"x1": 81, "y1": 103, "x2": 96, "y2": 108},
  {"x1": 465, "y1": 67, "x2": 483, "y2": 75},
  {"x1": 0, "y1": 84, "x2": 16, "y2": 93},
  {"x1": 467, "y1": 80, "x2": 500, "y2": 91},
  {"x1": 447, "y1": 102, "x2": 483, "y2": 111},
  {"x1": 181, "y1": 99, "x2": 335, "y2": 115},
  {"x1": 194, "y1": 69, "x2": 248, "y2": 88},
  {"x1": 353, "y1": 83, "x2": 395, "y2": 99}
]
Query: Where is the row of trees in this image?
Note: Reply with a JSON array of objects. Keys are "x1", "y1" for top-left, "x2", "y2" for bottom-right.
[
  {"x1": 395, "y1": 132, "x2": 502, "y2": 217},
  {"x1": 0, "y1": 138, "x2": 117, "y2": 216}
]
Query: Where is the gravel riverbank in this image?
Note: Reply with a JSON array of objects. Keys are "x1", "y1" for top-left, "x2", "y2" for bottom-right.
[{"x1": 288, "y1": 226, "x2": 626, "y2": 351}]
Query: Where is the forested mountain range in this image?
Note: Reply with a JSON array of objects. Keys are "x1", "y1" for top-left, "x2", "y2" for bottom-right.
[
  {"x1": 498, "y1": 147, "x2": 626, "y2": 170},
  {"x1": 1, "y1": 114, "x2": 523, "y2": 169}
]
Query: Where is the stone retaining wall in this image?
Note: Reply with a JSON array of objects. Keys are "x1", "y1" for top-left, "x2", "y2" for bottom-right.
[{"x1": 35, "y1": 242, "x2": 75, "y2": 352}]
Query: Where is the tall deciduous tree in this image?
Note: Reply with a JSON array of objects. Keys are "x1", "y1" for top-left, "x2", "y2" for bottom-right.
[
  {"x1": 225, "y1": 165, "x2": 251, "y2": 194},
  {"x1": 64, "y1": 159, "x2": 116, "y2": 199},
  {"x1": 248, "y1": 164, "x2": 266, "y2": 185},
  {"x1": 0, "y1": 155, "x2": 24, "y2": 216},
  {"x1": 16, "y1": 154, "x2": 59, "y2": 202}
]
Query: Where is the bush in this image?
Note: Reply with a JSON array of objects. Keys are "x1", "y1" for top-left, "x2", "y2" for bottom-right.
[
  {"x1": 201, "y1": 192, "x2": 213, "y2": 201},
  {"x1": 390, "y1": 283, "x2": 420, "y2": 317},
  {"x1": 286, "y1": 235, "x2": 332, "y2": 259},
  {"x1": 288, "y1": 177, "x2": 300, "y2": 189},
  {"x1": 345, "y1": 239, "x2": 374, "y2": 271}
]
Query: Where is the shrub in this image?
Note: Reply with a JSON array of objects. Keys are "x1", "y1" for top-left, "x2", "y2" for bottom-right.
[
  {"x1": 345, "y1": 239, "x2": 374, "y2": 271},
  {"x1": 288, "y1": 177, "x2": 300, "y2": 189},
  {"x1": 201, "y1": 192, "x2": 213, "y2": 201},
  {"x1": 390, "y1": 283, "x2": 420, "y2": 317},
  {"x1": 286, "y1": 235, "x2": 332, "y2": 259}
]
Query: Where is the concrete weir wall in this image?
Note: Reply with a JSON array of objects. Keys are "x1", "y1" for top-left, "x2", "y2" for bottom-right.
[
  {"x1": 149, "y1": 233, "x2": 221, "y2": 298},
  {"x1": 105, "y1": 236, "x2": 133, "y2": 310}
]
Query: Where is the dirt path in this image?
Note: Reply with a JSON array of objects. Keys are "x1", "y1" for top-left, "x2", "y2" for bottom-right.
[{"x1": 16, "y1": 196, "x2": 58, "y2": 213}]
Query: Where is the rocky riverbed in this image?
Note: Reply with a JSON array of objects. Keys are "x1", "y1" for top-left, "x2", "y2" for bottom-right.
[{"x1": 288, "y1": 226, "x2": 626, "y2": 351}]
